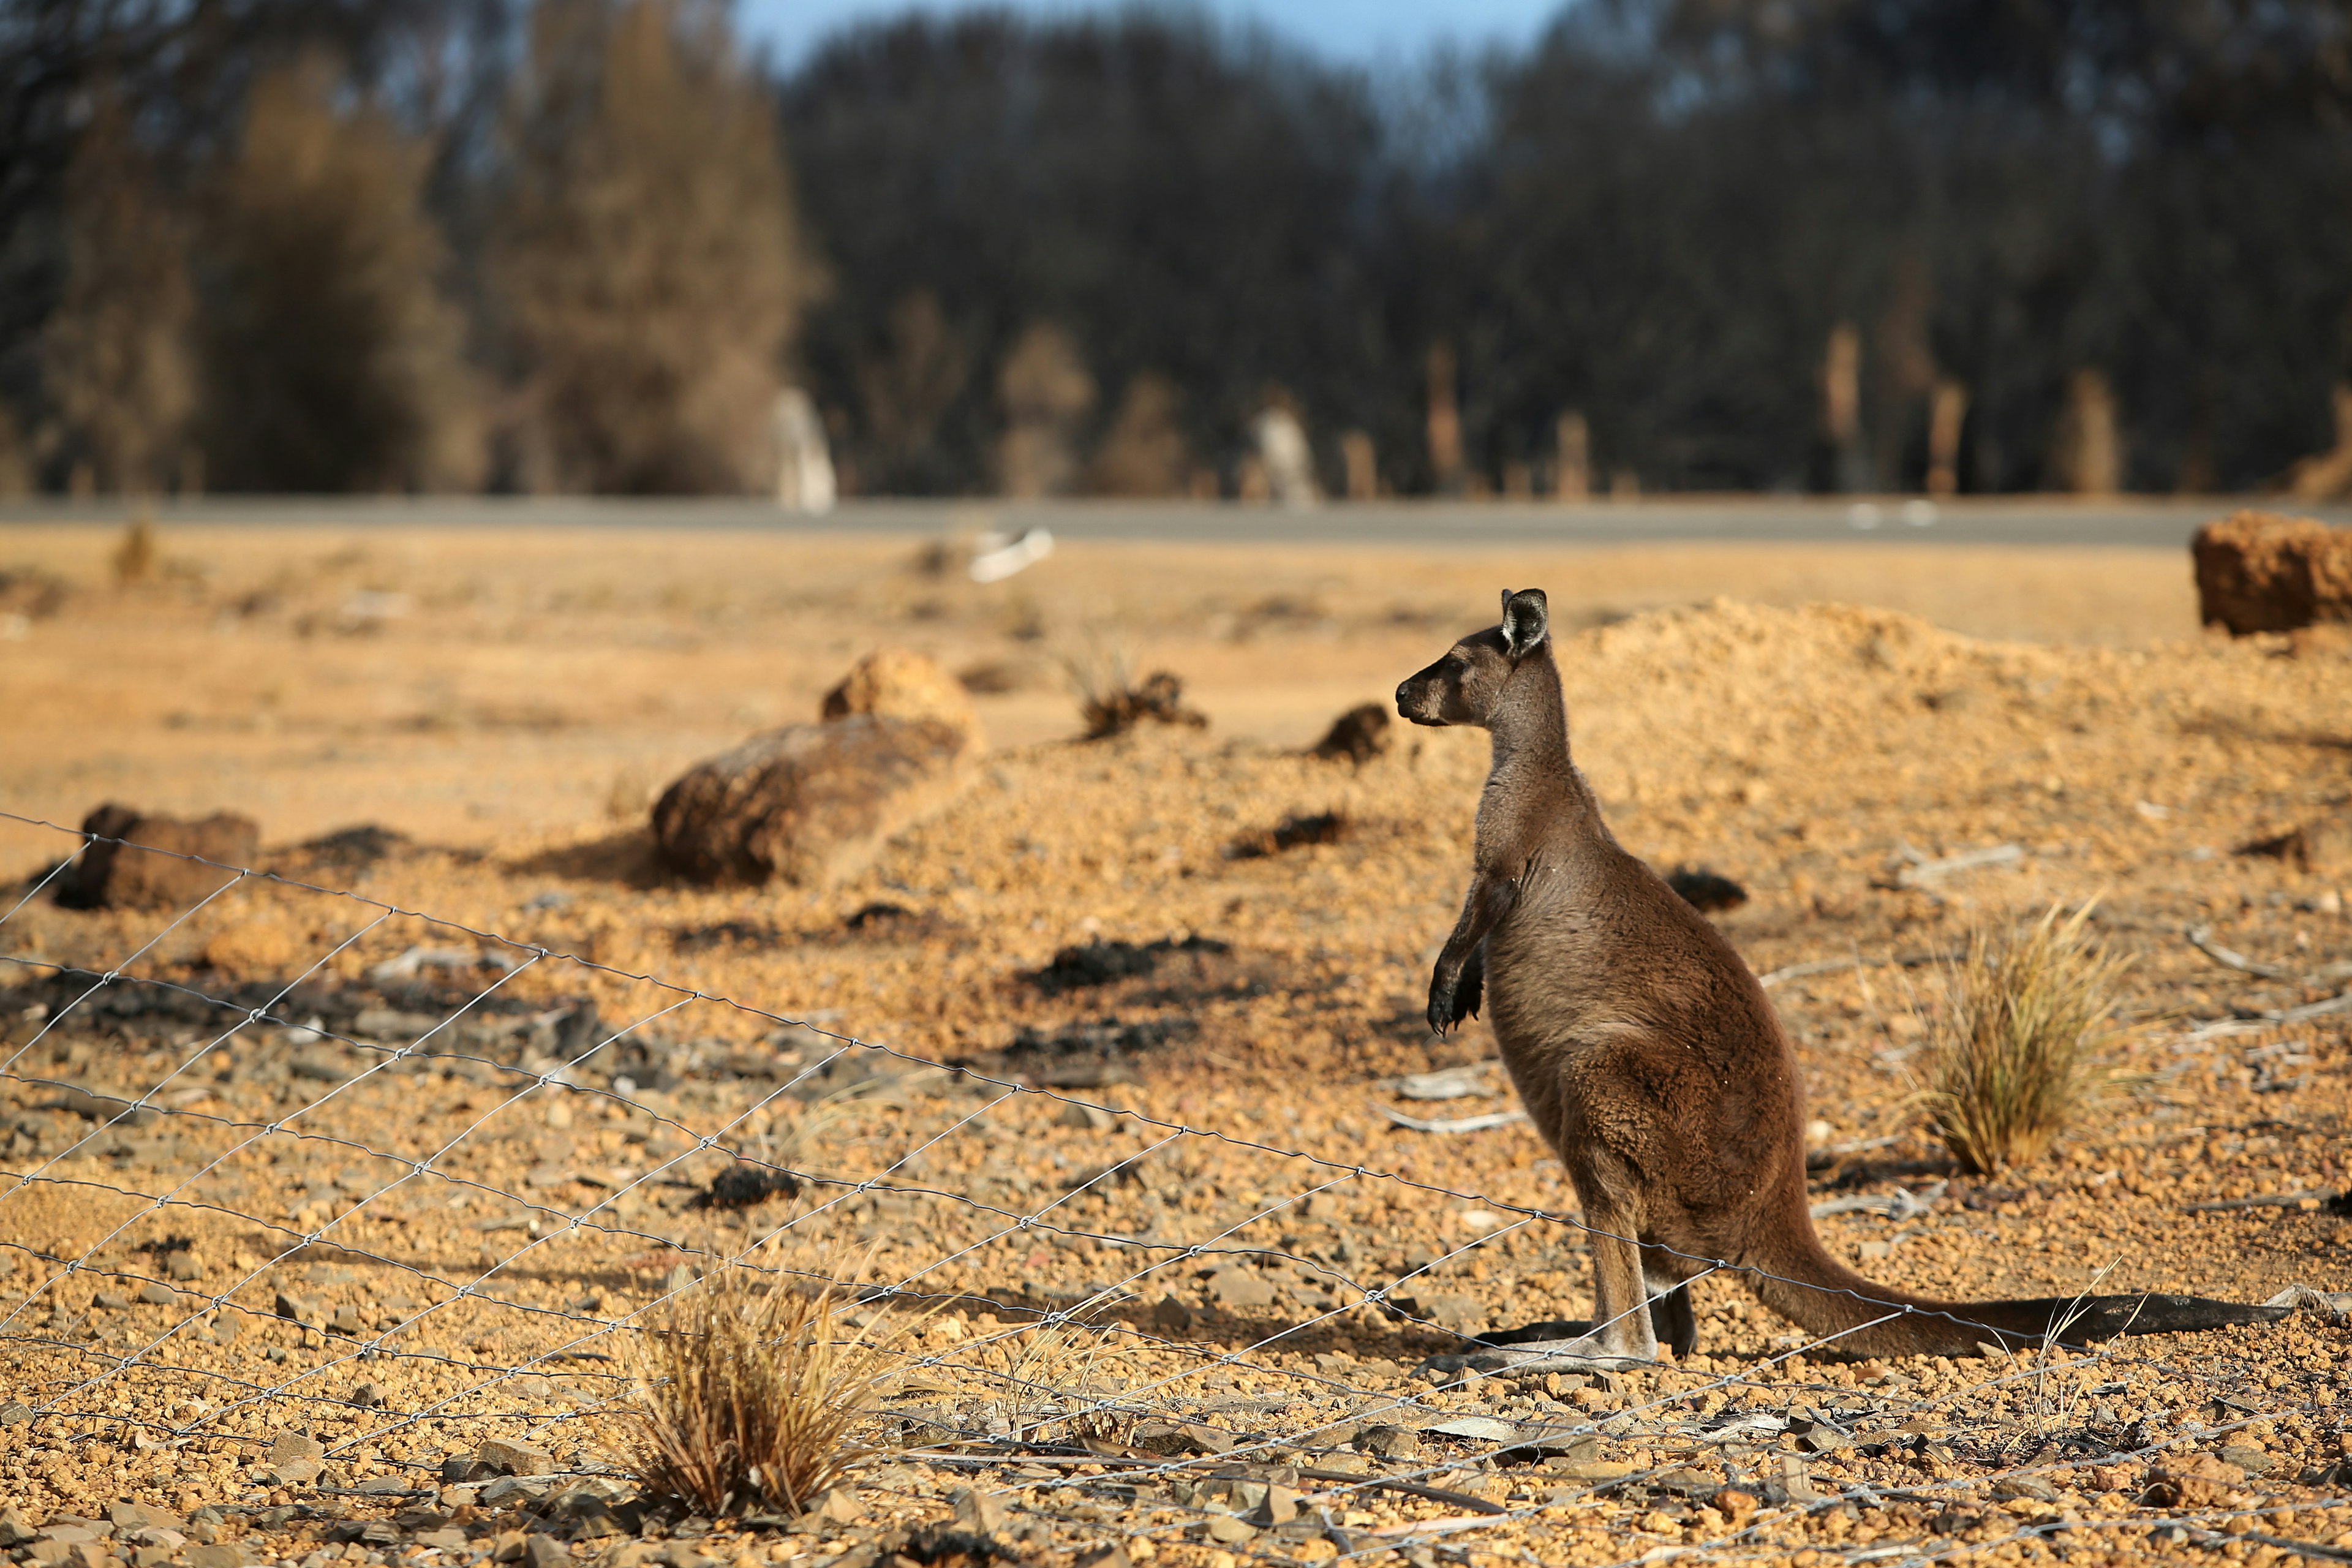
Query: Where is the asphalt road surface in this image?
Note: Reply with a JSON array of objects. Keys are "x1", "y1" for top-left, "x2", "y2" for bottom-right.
[{"x1": 4, "y1": 493, "x2": 2340, "y2": 546}]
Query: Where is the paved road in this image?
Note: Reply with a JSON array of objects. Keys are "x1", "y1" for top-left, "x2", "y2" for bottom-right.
[{"x1": 3, "y1": 493, "x2": 2338, "y2": 546}]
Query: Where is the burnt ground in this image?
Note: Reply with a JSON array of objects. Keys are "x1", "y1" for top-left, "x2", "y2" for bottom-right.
[{"x1": 0, "y1": 530, "x2": 2347, "y2": 1568}]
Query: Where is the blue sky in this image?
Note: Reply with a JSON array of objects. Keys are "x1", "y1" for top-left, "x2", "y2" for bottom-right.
[{"x1": 740, "y1": 0, "x2": 1562, "y2": 69}]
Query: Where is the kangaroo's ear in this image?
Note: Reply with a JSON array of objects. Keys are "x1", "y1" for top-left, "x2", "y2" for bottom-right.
[{"x1": 1501, "y1": 588, "x2": 1548, "y2": 660}]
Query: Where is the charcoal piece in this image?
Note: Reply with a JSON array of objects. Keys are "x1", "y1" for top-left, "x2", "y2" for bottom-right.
[{"x1": 691, "y1": 1163, "x2": 802, "y2": 1210}]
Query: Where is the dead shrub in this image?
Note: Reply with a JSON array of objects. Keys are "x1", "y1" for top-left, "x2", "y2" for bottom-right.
[
  {"x1": 1919, "y1": 902, "x2": 2128, "y2": 1175},
  {"x1": 615, "y1": 1261, "x2": 887, "y2": 1516},
  {"x1": 1227, "y1": 810, "x2": 1348, "y2": 859},
  {"x1": 1064, "y1": 645, "x2": 1206, "y2": 738}
]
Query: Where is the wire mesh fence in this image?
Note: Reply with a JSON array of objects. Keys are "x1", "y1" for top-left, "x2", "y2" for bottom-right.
[{"x1": 3, "y1": 809, "x2": 2350, "y2": 1568}]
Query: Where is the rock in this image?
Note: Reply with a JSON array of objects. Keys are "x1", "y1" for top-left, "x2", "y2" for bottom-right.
[
  {"x1": 1205, "y1": 1265, "x2": 1276, "y2": 1310},
  {"x1": 522, "y1": 1534, "x2": 568, "y2": 1568},
  {"x1": 2217, "y1": 1444, "x2": 2275, "y2": 1476},
  {"x1": 1419, "y1": 1292, "x2": 1485, "y2": 1333},
  {"x1": 0, "y1": 1511, "x2": 32, "y2": 1548},
  {"x1": 814, "y1": 1490, "x2": 864, "y2": 1525},
  {"x1": 136, "y1": 1283, "x2": 174, "y2": 1306},
  {"x1": 1073, "y1": 1548, "x2": 1131, "y2": 1568},
  {"x1": 1991, "y1": 1475, "x2": 2058, "y2": 1502},
  {"x1": 949, "y1": 1490, "x2": 1005, "y2": 1534},
  {"x1": 270, "y1": 1432, "x2": 326, "y2": 1466},
  {"x1": 1056, "y1": 1101, "x2": 1115, "y2": 1130},
  {"x1": 652, "y1": 715, "x2": 974, "y2": 887},
  {"x1": 821, "y1": 649, "x2": 982, "y2": 744},
  {"x1": 0, "y1": 1402, "x2": 29, "y2": 1427},
  {"x1": 1355, "y1": 1424, "x2": 1422, "y2": 1460},
  {"x1": 58, "y1": 804, "x2": 260, "y2": 911},
  {"x1": 2149, "y1": 1453, "x2": 2245, "y2": 1507},
  {"x1": 94, "y1": 1291, "x2": 130, "y2": 1310},
  {"x1": 415, "y1": 1531, "x2": 468, "y2": 1552},
  {"x1": 350, "y1": 1382, "x2": 383, "y2": 1408},
  {"x1": 330, "y1": 1303, "x2": 362, "y2": 1335},
  {"x1": 1545, "y1": 1458, "x2": 1634, "y2": 1483},
  {"x1": 1310, "y1": 703, "x2": 1391, "y2": 763},
  {"x1": 185, "y1": 1545, "x2": 246, "y2": 1568},
  {"x1": 274, "y1": 1291, "x2": 323, "y2": 1328},
  {"x1": 1716, "y1": 1489, "x2": 1759, "y2": 1528},
  {"x1": 165, "y1": 1251, "x2": 204, "y2": 1282},
  {"x1": 1766, "y1": 1453, "x2": 1818, "y2": 1504},
  {"x1": 1250, "y1": 1485, "x2": 1302, "y2": 1526},
  {"x1": 476, "y1": 1438, "x2": 556, "y2": 1477},
  {"x1": 1204, "y1": 1514, "x2": 1256, "y2": 1544},
  {"x1": 107, "y1": 1506, "x2": 179, "y2": 1534},
  {"x1": 2193, "y1": 509, "x2": 2352, "y2": 634},
  {"x1": 52, "y1": 1087, "x2": 159, "y2": 1127}
]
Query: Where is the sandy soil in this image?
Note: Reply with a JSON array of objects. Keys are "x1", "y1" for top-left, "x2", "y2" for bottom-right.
[{"x1": 0, "y1": 521, "x2": 2347, "y2": 1568}]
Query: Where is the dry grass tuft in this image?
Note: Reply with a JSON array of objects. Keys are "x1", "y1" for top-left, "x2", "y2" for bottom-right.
[
  {"x1": 616, "y1": 1260, "x2": 888, "y2": 1517},
  {"x1": 1920, "y1": 901, "x2": 2129, "y2": 1175}
]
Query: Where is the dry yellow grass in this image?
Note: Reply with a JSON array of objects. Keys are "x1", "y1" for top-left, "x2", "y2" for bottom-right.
[
  {"x1": 1921, "y1": 902, "x2": 2131, "y2": 1174},
  {"x1": 616, "y1": 1258, "x2": 888, "y2": 1517}
]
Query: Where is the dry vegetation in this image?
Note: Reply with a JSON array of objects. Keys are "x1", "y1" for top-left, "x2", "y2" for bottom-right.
[
  {"x1": 0, "y1": 521, "x2": 2347, "y2": 1568},
  {"x1": 1923, "y1": 903, "x2": 2132, "y2": 1176}
]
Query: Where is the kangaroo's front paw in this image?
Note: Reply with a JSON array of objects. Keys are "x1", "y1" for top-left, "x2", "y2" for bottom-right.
[{"x1": 1427, "y1": 973, "x2": 1466, "y2": 1036}]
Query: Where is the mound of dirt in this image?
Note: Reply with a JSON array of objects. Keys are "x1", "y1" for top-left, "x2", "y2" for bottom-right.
[{"x1": 2193, "y1": 508, "x2": 2352, "y2": 634}]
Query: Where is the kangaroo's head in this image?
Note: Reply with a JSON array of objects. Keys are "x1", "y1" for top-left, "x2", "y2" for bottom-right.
[{"x1": 1395, "y1": 588, "x2": 1550, "y2": 728}]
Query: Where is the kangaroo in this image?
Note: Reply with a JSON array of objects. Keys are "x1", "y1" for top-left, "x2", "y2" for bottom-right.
[{"x1": 1395, "y1": 588, "x2": 2289, "y2": 1363}]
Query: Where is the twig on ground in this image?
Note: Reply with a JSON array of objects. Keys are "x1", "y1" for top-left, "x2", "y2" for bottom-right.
[
  {"x1": 1892, "y1": 843, "x2": 2023, "y2": 888},
  {"x1": 2181, "y1": 1189, "x2": 2334, "y2": 1213},
  {"x1": 1373, "y1": 1104, "x2": 1528, "y2": 1134},
  {"x1": 2185, "y1": 925, "x2": 2292, "y2": 979}
]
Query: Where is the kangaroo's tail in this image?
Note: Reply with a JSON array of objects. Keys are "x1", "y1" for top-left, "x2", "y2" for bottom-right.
[{"x1": 1736, "y1": 1182, "x2": 2288, "y2": 1358}]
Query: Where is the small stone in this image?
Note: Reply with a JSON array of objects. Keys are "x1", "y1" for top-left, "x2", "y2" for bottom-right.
[
  {"x1": 1768, "y1": 1453, "x2": 1818, "y2": 1504},
  {"x1": 1716, "y1": 1489, "x2": 1759, "y2": 1528},
  {"x1": 1056, "y1": 1102, "x2": 1115, "y2": 1131},
  {"x1": 1205, "y1": 1266, "x2": 1275, "y2": 1311},
  {"x1": 350, "y1": 1382, "x2": 383, "y2": 1408},
  {"x1": 476, "y1": 1439, "x2": 556, "y2": 1477},
  {"x1": 132, "y1": 1546, "x2": 172, "y2": 1568},
  {"x1": 330, "y1": 1303, "x2": 363, "y2": 1335},
  {"x1": 1420, "y1": 1293, "x2": 1485, "y2": 1333},
  {"x1": 523, "y1": 1534, "x2": 568, "y2": 1568},
  {"x1": 270, "y1": 1432, "x2": 327, "y2": 1466},
  {"x1": 0, "y1": 1509, "x2": 32, "y2": 1547},
  {"x1": 165, "y1": 1252, "x2": 204, "y2": 1282},
  {"x1": 1147, "y1": 1296, "x2": 1194, "y2": 1332},
  {"x1": 0, "y1": 1402, "x2": 31, "y2": 1427},
  {"x1": 1992, "y1": 1476, "x2": 2059, "y2": 1503},
  {"x1": 491, "y1": 1531, "x2": 528, "y2": 1563},
  {"x1": 1073, "y1": 1548, "x2": 1131, "y2": 1568},
  {"x1": 1355, "y1": 1425, "x2": 1422, "y2": 1460},
  {"x1": 94, "y1": 1291, "x2": 130, "y2": 1310},
  {"x1": 415, "y1": 1532, "x2": 468, "y2": 1551},
  {"x1": 274, "y1": 1291, "x2": 323, "y2": 1327},
  {"x1": 1205, "y1": 1514, "x2": 1257, "y2": 1544},
  {"x1": 950, "y1": 1489, "x2": 1005, "y2": 1534},
  {"x1": 135, "y1": 1283, "x2": 175, "y2": 1306},
  {"x1": 816, "y1": 1490, "x2": 863, "y2": 1525},
  {"x1": 2217, "y1": 1444, "x2": 2274, "y2": 1476},
  {"x1": 186, "y1": 1547, "x2": 246, "y2": 1568},
  {"x1": 1546, "y1": 1458, "x2": 1634, "y2": 1483},
  {"x1": 107, "y1": 1506, "x2": 179, "y2": 1534},
  {"x1": 1251, "y1": 1485, "x2": 1301, "y2": 1526}
]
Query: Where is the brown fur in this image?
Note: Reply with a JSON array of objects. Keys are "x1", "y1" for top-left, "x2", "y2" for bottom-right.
[{"x1": 1396, "y1": 588, "x2": 2285, "y2": 1360}]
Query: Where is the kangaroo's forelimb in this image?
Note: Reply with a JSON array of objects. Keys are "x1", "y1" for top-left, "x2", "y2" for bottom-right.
[{"x1": 1428, "y1": 873, "x2": 1512, "y2": 1035}]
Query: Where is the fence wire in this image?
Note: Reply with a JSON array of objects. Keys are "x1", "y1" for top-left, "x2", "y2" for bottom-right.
[{"x1": 1, "y1": 809, "x2": 2348, "y2": 1568}]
